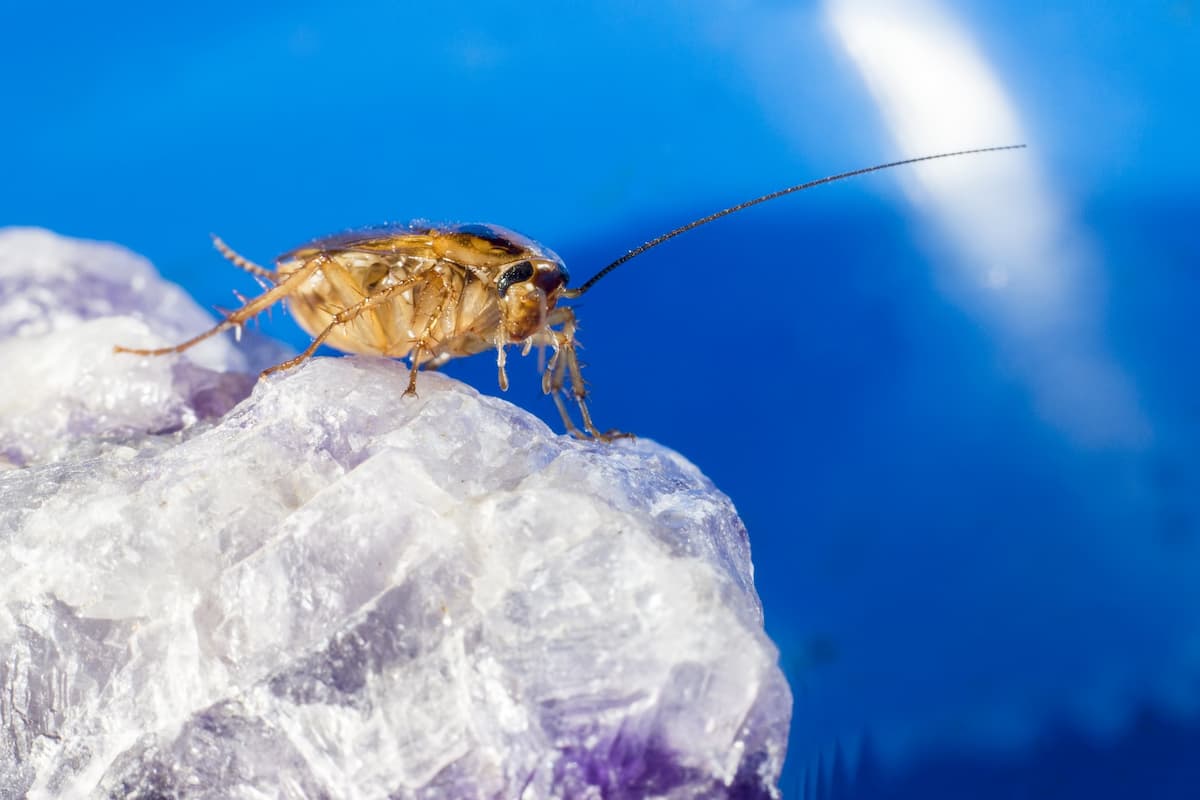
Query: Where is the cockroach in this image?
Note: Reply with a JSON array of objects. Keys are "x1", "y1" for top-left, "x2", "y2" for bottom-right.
[{"x1": 115, "y1": 145, "x2": 1024, "y2": 441}]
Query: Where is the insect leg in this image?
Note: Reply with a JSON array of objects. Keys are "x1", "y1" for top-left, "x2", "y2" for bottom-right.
[
  {"x1": 551, "y1": 391, "x2": 586, "y2": 440},
  {"x1": 114, "y1": 254, "x2": 327, "y2": 358},
  {"x1": 211, "y1": 235, "x2": 277, "y2": 283},
  {"x1": 403, "y1": 272, "x2": 459, "y2": 397},
  {"x1": 539, "y1": 335, "x2": 583, "y2": 437},
  {"x1": 495, "y1": 342, "x2": 510, "y2": 392},
  {"x1": 261, "y1": 274, "x2": 425, "y2": 377},
  {"x1": 543, "y1": 307, "x2": 630, "y2": 442}
]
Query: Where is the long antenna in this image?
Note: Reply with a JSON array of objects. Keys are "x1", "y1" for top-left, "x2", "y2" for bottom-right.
[{"x1": 565, "y1": 144, "x2": 1026, "y2": 297}]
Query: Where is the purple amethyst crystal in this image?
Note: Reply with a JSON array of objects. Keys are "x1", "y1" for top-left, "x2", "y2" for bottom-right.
[{"x1": 0, "y1": 228, "x2": 790, "y2": 798}]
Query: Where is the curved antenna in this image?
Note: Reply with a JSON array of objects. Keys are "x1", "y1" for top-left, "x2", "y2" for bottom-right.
[{"x1": 565, "y1": 144, "x2": 1026, "y2": 297}]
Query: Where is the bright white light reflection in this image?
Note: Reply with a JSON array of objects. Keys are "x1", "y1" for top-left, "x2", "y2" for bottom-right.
[{"x1": 826, "y1": 0, "x2": 1147, "y2": 446}]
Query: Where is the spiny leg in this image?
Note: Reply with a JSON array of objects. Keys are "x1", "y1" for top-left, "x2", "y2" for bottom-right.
[
  {"x1": 540, "y1": 305, "x2": 573, "y2": 397},
  {"x1": 114, "y1": 254, "x2": 326, "y2": 357},
  {"x1": 542, "y1": 307, "x2": 630, "y2": 441},
  {"x1": 310, "y1": 256, "x2": 391, "y2": 353},
  {"x1": 211, "y1": 235, "x2": 277, "y2": 283},
  {"x1": 262, "y1": 274, "x2": 424, "y2": 377},
  {"x1": 552, "y1": 391, "x2": 586, "y2": 440},
  {"x1": 542, "y1": 337, "x2": 583, "y2": 439},
  {"x1": 404, "y1": 273, "x2": 457, "y2": 397},
  {"x1": 550, "y1": 338, "x2": 611, "y2": 440}
]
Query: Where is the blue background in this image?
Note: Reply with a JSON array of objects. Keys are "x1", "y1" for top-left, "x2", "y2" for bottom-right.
[{"x1": 4, "y1": 2, "x2": 1198, "y2": 797}]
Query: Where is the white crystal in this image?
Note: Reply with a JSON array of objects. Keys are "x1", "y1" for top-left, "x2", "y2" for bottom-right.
[{"x1": 0, "y1": 228, "x2": 791, "y2": 799}]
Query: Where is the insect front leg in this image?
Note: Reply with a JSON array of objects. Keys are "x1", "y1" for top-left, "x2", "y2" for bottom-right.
[
  {"x1": 495, "y1": 342, "x2": 510, "y2": 391},
  {"x1": 114, "y1": 253, "x2": 326, "y2": 358},
  {"x1": 542, "y1": 307, "x2": 630, "y2": 442}
]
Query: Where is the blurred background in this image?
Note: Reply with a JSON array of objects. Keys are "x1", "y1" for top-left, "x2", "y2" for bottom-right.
[{"x1": 3, "y1": 1, "x2": 1197, "y2": 796}]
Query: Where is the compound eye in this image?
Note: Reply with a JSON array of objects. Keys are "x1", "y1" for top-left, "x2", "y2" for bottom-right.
[
  {"x1": 533, "y1": 265, "x2": 568, "y2": 296},
  {"x1": 496, "y1": 261, "x2": 534, "y2": 296}
]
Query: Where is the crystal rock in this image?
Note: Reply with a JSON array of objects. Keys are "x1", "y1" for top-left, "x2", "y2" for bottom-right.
[{"x1": 0, "y1": 228, "x2": 791, "y2": 799}]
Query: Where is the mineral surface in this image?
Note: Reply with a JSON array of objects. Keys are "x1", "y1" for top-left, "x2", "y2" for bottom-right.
[{"x1": 0, "y1": 228, "x2": 790, "y2": 799}]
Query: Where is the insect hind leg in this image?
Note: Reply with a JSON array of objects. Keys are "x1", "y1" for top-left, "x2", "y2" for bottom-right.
[{"x1": 114, "y1": 254, "x2": 325, "y2": 358}]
